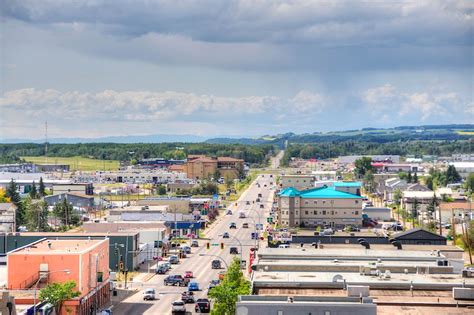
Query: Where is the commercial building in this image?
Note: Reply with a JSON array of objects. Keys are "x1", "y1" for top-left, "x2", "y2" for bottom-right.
[
  {"x1": 280, "y1": 174, "x2": 316, "y2": 190},
  {"x1": 137, "y1": 197, "x2": 220, "y2": 215},
  {"x1": 52, "y1": 183, "x2": 94, "y2": 195},
  {"x1": 7, "y1": 238, "x2": 110, "y2": 315},
  {"x1": 0, "y1": 203, "x2": 16, "y2": 233},
  {"x1": 184, "y1": 156, "x2": 244, "y2": 180},
  {"x1": 44, "y1": 193, "x2": 95, "y2": 209},
  {"x1": 166, "y1": 182, "x2": 196, "y2": 194},
  {"x1": 449, "y1": 161, "x2": 474, "y2": 178},
  {"x1": 337, "y1": 155, "x2": 400, "y2": 165},
  {"x1": 35, "y1": 164, "x2": 70, "y2": 172},
  {"x1": 277, "y1": 186, "x2": 363, "y2": 228},
  {"x1": 0, "y1": 172, "x2": 70, "y2": 194},
  {"x1": 362, "y1": 207, "x2": 392, "y2": 221},
  {"x1": 0, "y1": 232, "x2": 139, "y2": 272},
  {"x1": 91, "y1": 169, "x2": 187, "y2": 184}
]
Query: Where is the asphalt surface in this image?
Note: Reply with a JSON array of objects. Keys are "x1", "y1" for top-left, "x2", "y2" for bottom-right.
[{"x1": 112, "y1": 174, "x2": 275, "y2": 315}]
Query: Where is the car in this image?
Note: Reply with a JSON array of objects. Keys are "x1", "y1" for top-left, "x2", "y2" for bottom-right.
[
  {"x1": 164, "y1": 275, "x2": 189, "y2": 287},
  {"x1": 181, "y1": 291, "x2": 195, "y2": 303},
  {"x1": 211, "y1": 260, "x2": 222, "y2": 269},
  {"x1": 242, "y1": 223, "x2": 249, "y2": 228},
  {"x1": 260, "y1": 204, "x2": 264, "y2": 208},
  {"x1": 229, "y1": 247, "x2": 239, "y2": 255},
  {"x1": 256, "y1": 198, "x2": 261, "y2": 202},
  {"x1": 223, "y1": 232, "x2": 230, "y2": 238},
  {"x1": 191, "y1": 240, "x2": 199, "y2": 247},
  {"x1": 226, "y1": 209, "x2": 232, "y2": 215},
  {"x1": 143, "y1": 288, "x2": 156, "y2": 300},
  {"x1": 171, "y1": 300, "x2": 186, "y2": 314},
  {"x1": 181, "y1": 246, "x2": 191, "y2": 254},
  {"x1": 251, "y1": 232, "x2": 258, "y2": 240},
  {"x1": 156, "y1": 265, "x2": 168, "y2": 274},
  {"x1": 195, "y1": 298, "x2": 211, "y2": 313},
  {"x1": 169, "y1": 255, "x2": 180, "y2": 264},
  {"x1": 258, "y1": 193, "x2": 262, "y2": 197},
  {"x1": 264, "y1": 184, "x2": 267, "y2": 187},
  {"x1": 208, "y1": 279, "x2": 220, "y2": 290},
  {"x1": 161, "y1": 262, "x2": 171, "y2": 270},
  {"x1": 279, "y1": 244, "x2": 289, "y2": 248},
  {"x1": 229, "y1": 222, "x2": 237, "y2": 229},
  {"x1": 188, "y1": 281, "x2": 200, "y2": 291},
  {"x1": 184, "y1": 271, "x2": 194, "y2": 278}
]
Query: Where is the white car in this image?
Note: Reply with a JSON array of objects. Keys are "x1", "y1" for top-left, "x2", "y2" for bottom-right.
[
  {"x1": 143, "y1": 288, "x2": 155, "y2": 300},
  {"x1": 172, "y1": 300, "x2": 186, "y2": 313}
]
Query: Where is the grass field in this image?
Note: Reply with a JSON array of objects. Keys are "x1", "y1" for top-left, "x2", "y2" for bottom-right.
[
  {"x1": 22, "y1": 156, "x2": 120, "y2": 171},
  {"x1": 457, "y1": 131, "x2": 474, "y2": 135}
]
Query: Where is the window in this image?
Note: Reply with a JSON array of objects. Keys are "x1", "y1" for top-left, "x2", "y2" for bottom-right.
[
  {"x1": 355, "y1": 200, "x2": 359, "y2": 204},
  {"x1": 305, "y1": 201, "x2": 309, "y2": 205},
  {"x1": 324, "y1": 311, "x2": 331, "y2": 315},
  {"x1": 322, "y1": 210, "x2": 326, "y2": 215},
  {"x1": 331, "y1": 211, "x2": 334, "y2": 215},
  {"x1": 355, "y1": 211, "x2": 359, "y2": 215},
  {"x1": 295, "y1": 211, "x2": 298, "y2": 215},
  {"x1": 313, "y1": 201, "x2": 317, "y2": 204},
  {"x1": 277, "y1": 311, "x2": 284, "y2": 315},
  {"x1": 323, "y1": 200, "x2": 326, "y2": 204},
  {"x1": 314, "y1": 210, "x2": 317, "y2": 215},
  {"x1": 305, "y1": 211, "x2": 308, "y2": 215}
]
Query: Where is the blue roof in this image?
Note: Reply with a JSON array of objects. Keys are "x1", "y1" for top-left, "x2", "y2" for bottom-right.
[
  {"x1": 278, "y1": 186, "x2": 362, "y2": 199},
  {"x1": 333, "y1": 182, "x2": 362, "y2": 187}
]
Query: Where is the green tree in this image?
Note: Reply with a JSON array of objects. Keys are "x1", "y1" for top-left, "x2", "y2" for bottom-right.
[
  {"x1": 354, "y1": 157, "x2": 373, "y2": 179},
  {"x1": 426, "y1": 193, "x2": 439, "y2": 227},
  {"x1": 425, "y1": 175, "x2": 434, "y2": 190},
  {"x1": 445, "y1": 165, "x2": 462, "y2": 185},
  {"x1": 5, "y1": 179, "x2": 25, "y2": 228},
  {"x1": 393, "y1": 188, "x2": 403, "y2": 207},
  {"x1": 0, "y1": 188, "x2": 10, "y2": 203},
  {"x1": 53, "y1": 198, "x2": 79, "y2": 227},
  {"x1": 407, "y1": 171, "x2": 412, "y2": 184},
  {"x1": 208, "y1": 258, "x2": 251, "y2": 315},
  {"x1": 465, "y1": 173, "x2": 474, "y2": 194},
  {"x1": 29, "y1": 181, "x2": 38, "y2": 199},
  {"x1": 38, "y1": 177, "x2": 46, "y2": 197},
  {"x1": 411, "y1": 197, "x2": 420, "y2": 228},
  {"x1": 39, "y1": 281, "x2": 81, "y2": 314},
  {"x1": 213, "y1": 169, "x2": 221, "y2": 181},
  {"x1": 398, "y1": 171, "x2": 408, "y2": 181},
  {"x1": 363, "y1": 170, "x2": 375, "y2": 194},
  {"x1": 157, "y1": 184, "x2": 167, "y2": 195},
  {"x1": 24, "y1": 198, "x2": 50, "y2": 232},
  {"x1": 413, "y1": 172, "x2": 418, "y2": 184}
]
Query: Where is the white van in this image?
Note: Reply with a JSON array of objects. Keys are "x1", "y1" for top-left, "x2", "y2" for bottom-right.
[
  {"x1": 278, "y1": 244, "x2": 290, "y2": 248},
  {"x1": 143, "y1": 288, "x2": 156, "y2": 300}
]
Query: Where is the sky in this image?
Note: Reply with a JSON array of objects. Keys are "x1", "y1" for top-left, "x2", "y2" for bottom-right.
[{"x1": 0, "y1": 0, "x2": 473, "y2": 140}]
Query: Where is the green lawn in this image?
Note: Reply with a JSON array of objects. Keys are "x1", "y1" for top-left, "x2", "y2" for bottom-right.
[{"x1": 22, "y1": 156, "x2": 120, "y2": 171}]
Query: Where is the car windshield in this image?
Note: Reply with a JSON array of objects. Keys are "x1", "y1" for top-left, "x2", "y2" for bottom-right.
[{"x1": 173, "y1": 301, "x2": 184, "y2": 305}]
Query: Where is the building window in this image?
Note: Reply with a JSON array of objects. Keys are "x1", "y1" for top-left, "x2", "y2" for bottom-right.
[
  {"x1": 331, "y1": 211, "x2": 334, "y2": 215},
  {"x1": 314, "y1": 210, "x2": 317, "y2": 215},
  {"x1": 305, "y1": 211, "x2": 308, "y2": 215},
  {"x1": 305, "y1": 201, "x2": 309, "y2": 205},
  {"x1": 355, "y1": 200, "x2": 359, "y2": 204},
  {"x1": 295, "y1": 211, "x2": 298, "y2": 215},
  {"x1": 323, "y1": 200, "x2": 326, "y2": 204},
  {"x1": 322, "y1": 210, "x2": 326, "y2": 215},
  {"x1": 355, "y1": 211, "x2": 359, "y2": 215},
  {"x1": 314, "y1": 201, "x2": 317, "y2": 204},
  {"x1": 324, "y1": 311, "x2": 331, "y2": 315}
]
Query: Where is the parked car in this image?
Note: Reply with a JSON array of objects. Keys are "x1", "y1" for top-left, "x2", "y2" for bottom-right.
[
  {"x1": 195, "y1": 298, "x2": 211, "y2": 313},
  {"x1": 161, "y1": 261, "x2": 171, "y2": 270},
  {"x1": 184, "y1": 271, "x2": 194, "y2": 278},
  {"x1": 212, "y1": 260, "x2": 222, "y2": 269},
  {"x1": 188, "y1": 281, "x2": 200, "y2": 291},
  {"x1": 171, "y1": 300, "x2": 186, "y2": 314},
  {"x1": 251, "y1": 232, "x2": 258, "y2": 240},
  {"x1": 242, "y1": 223, "x2": 249, "y2": 228},
  {"x1": 229, "y1": 247, "x2": 239, "y2": 254},
  {"x1": 260, "y1": 204, "x2": 264, "y2": 208},
  {"x1": 229, "y1": 222, "x2": 237, "y2": 229},
  {"x1": 169, "y1": 255, "x2": 180, "y2": 264},
  {"x1": 256, "y1": 198, "x2": 261, "y2": 202},
  {"x1": 164, "y1": 275, "x2": 189, "y2": 287},
  {"x1": 208, "y1": 280, "x2": 220, "y2": 290},
  {"x1": 223, "y1": 232, "x2": 230, "y2": 238},
  {"x1": 246, "y1": 201, "x2": 250, "y2": 205},
  {"x1": 181, "y1": 291, "x2": 195, "y2": 303},
  {"x1": 191, "y1": 240, "x2": 199, "y2": 247},
  {"x1": 143, "y1": 288, "x2": 155, "y2": 300},
  {"x1": 279, "y1": 244, "x2": 289, "y2": 248}
]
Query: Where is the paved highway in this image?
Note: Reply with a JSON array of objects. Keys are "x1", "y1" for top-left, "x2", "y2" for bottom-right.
[{"x1": 112, "y1": 174, "x2": 275, "y2": 314}]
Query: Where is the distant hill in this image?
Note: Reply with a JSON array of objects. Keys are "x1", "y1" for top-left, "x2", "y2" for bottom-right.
[{"x1": 205, "y1": 124, "x2": 474, "y2": 145}]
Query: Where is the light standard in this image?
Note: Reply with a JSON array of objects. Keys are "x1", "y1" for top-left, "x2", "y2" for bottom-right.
[
  {"x1": 219, "y1": 234, "x2": 242, "y2": 264},
  {"x1": 33, "y1": 269, "x2": 71, "y2": 314},
  {"x1": 199, "y1": 253, "x2": 229, "y2": 269}
]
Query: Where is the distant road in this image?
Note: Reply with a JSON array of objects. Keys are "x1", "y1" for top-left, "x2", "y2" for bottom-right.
[{"x1": 270, "y1": 150, "x2": 284, "y2": 169}]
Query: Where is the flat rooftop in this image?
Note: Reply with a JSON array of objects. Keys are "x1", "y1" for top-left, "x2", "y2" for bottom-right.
[
  {"x1": 11, "y1": 231, "x2": 139, "y2": 236},
  {"x1": 8, "y1": 238, "x2": 108, "y2": 255}
]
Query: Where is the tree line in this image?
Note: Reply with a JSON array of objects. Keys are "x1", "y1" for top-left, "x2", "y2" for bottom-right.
[
  {"x1": 281, "y1": 140, "x2": 473, "y2": 166},
  {"x1": 0, "y1": 143, "x2": 275, "y2": 166}
]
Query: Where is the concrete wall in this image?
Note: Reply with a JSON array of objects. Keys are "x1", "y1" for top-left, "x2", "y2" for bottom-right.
[{"x1": 453, "y1": 287, "x2": 474, "y2": 300}]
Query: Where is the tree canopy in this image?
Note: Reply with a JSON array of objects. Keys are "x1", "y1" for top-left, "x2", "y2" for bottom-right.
[{"x1": 39, "y1": 280, "x2": 81, "y2": 314}]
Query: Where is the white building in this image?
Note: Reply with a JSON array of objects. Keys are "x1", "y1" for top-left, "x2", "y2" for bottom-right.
[{"x1": 449, "y1": 162, "x2": 474, "y2": 179}]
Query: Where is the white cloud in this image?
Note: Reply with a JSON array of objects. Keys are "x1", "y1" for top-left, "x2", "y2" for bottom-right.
[{"x1": 363, "y1": 84, "x2": 470, "y2": 121}]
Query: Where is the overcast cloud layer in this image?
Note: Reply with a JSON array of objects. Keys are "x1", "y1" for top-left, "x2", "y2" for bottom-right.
[{"x1": 1, "y1": 0, "x2": 473, "y2": 139}]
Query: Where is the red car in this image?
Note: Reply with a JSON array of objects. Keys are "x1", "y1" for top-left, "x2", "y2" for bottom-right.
[{"x1": 184, "y1": 271, "x2": 194, "y2": 278}]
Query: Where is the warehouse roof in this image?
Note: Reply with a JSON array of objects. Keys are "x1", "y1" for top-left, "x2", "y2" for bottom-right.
[{"x1": 278, "y1": 186, "x2": 362, "y2": 199}]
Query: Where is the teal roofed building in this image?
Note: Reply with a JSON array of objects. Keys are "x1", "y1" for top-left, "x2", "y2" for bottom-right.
[{"x1": 277, "y1": 185, "x2": 363, "y2": 228}]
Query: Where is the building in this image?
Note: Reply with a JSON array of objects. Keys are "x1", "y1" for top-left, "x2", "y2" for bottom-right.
[
  {"x1": 449, "y1": 162, "x2": 474, "y2": 179},
  {"x1": 0, "y1": 172, "x2": 70, "y2": 194},
  {"x1": 236, "y1": 295, "x2": 376, "y2": 315},
  {"x1": 383, "y1": 177, "x2": 408, "y2": 202},
  {"x1": 184, "y1": 156, "x2": 244, "y2": 180},
  {"x1": 166, "y1": 182, "x2": 196, "y2": 194},
  {"x1": 136, "y1": 158, "x2": 185, "y2": 169},
  {"x1": 277, "y1": 186, "x2": 363, "y2": 228},
  {"x1": 372, "y1": 163, "x2": 422, "y2": 173},
  {"x1": 35, "y1": 164, "x2": 70, "y2": 172},
  {"x1": 280, "y1": 174, "x2": 316, "y2": 190},
  {"x1": 7, "y1": 238, "x2": 110, "y2": 315},
  {"x1": 52, "y1": 183, "x2": 94, "y2": 195},
  {"x1": 311, "y1": 170, "x2": 337, "y2": 181},
  {"x1": 0, "y1": 163, "x2": 37, "y2": 173},
  {"x1": 93, "y1": 169, "x2": 187, "y2": 184},
  {"x1": 44, "y1": 193, "x2": 95, "y2": 209},
  {"x1": 0, "y1": 232, "x2": 139, "y2": 272},
  {"x1": 337, "y1": 155, "x2": 400, "y2": 165},
  {"x1": 250, "y1": 243, "x2": 471, "y2": 314},
  {"x1": 0, "y1": 203, "x2": 16, "y2": 233},
  {"x1": 436, "y1": 201, "x2": 474, "y2": 224},
  {"x1": 362, "y1": 207, "x2": 392, "y2": 221}
]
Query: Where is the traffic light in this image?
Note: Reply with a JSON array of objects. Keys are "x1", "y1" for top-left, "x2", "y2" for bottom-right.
[
  {"x1": 206, "y1": 242, "x2": 210, "y2": 250},
  {"x1": 220, "y1": 242, "x2": 224, "y2": 250}
]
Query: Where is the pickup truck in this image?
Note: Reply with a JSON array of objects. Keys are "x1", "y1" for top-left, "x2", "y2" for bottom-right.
[{"x1": 164, "y1": 275, "x2": 190, "y2": 287}]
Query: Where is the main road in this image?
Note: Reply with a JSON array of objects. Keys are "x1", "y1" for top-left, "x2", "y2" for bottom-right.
[{"x1": 113, "y1": 174, "x2": 275, "y2": 314}]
